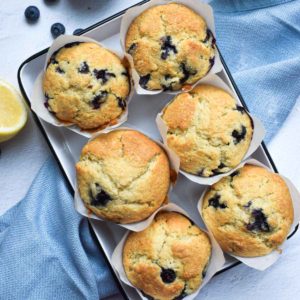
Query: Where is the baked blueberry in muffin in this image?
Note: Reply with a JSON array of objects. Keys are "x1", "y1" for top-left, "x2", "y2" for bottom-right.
[
  {"x1": 125, "y1": 3, "x2": 215, "y2": 91},
  {"x1": 202, "y1": 165, "x2": 294, "y2": 257},
  {"x1": 123, "y1": 212, "x2": 211, "y2": 299},
  {"x1": 43, "y1": 42, "x2": 130, "y2": 129},
  {"x1": 76, "y1": 129, "x2": 171, "y2": 224},
  {"x1": 161, "y1": 84, "x2": 253, "y2": 177}
]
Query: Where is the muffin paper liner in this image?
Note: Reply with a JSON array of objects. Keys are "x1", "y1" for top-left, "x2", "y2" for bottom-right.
[
  {"x1": 120, "y1": 0, "x2": 223, "y2": 95},
  {"x1": 31, "y1": 35, "x2": 134, "y2": 138},
  {"x1": 111, "y1": 203, "x2": 225, "y2": 300},
  {"x1": 156, "y1": 73, "x2": 266, "y2": 186},
  {"x1": 74, "y1": 127, "x2": 180, "y2": 232},
  {"x1": 197, "y1": 158, "x2": 300, "y2": 271}
]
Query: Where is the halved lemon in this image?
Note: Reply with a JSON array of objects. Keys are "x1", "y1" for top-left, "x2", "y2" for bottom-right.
[{"x1": 0, "y1": 80, "x2": 28, "y2": 142}]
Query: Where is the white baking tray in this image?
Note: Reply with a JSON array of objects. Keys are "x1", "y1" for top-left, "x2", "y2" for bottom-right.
[{"x1": 17, "y1": 2, "x2": 298, "y2": 299}]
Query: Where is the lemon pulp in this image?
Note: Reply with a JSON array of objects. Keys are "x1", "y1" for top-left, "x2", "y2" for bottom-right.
[{"x1": 0, "y1": 81, "x2": 27, "y2": 142}]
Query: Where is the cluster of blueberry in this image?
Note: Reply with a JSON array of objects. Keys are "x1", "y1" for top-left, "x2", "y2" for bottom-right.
[
  {"x1": 24, "y1": 5, "x2": 83, "y2": 38},
  {"x1": 207, "y1": 174, "x2": 271, "y2": 233}
]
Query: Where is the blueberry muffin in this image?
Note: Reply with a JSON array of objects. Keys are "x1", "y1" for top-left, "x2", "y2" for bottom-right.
[
  {"x1": 123, "y1": 212, "x2": 211, "y2": 300},
  {"x1": 125, "y1": 3, "x2": 215, "y2": 91},
  {"x1": 161, "y1": 84, "x2": 253, "y2": 177},
  {"x1": 43, "y1": 42, "x2": 130, "y2": 129},
  {"x1": 76, "y1": 130, "x2": 170, "y2": 224},
  {"x1": 202, "y1": 165, "x2": 294, "y2": 257}
]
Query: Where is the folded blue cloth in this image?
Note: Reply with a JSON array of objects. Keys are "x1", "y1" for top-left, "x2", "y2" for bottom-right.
[
  {"x1": 0, "y1": 157, "x2": 117, "y2": 300},
  {"x1": 1, "y1": 1, "x2": 299, "y2": 299},
  {"x1": 211, "y1": 0, "x2": 300, "y2": 142}
]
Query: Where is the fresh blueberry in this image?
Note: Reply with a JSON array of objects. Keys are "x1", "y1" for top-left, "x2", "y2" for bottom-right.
[
  {"x1": 78, "y1": 61, "x2": 90, "y2": 74},
  {"x1": 90, "y1": 92, "x2": 108, "y2": 109},
  {"x1": 127, "y1": 43, "x2": 137, "y2": 55},
  {"x1": 93, "y1": 69, "x2": 116, "y2": 84},
  {"x1": 73, "y1": 28, "x2": 83, "y2": 35},
  {"x1": 161, "y1": 36, "x2": 177, "y2": 60},
  {"x1": 117, "y1": 97, "x2": 126, "y2": 110},
  {"x1": 160, "y1": 268, "x2": 176, "y2": 283},
  {"x1": 208, "y1": 194, "x2": 227, "y2": 209},
  {"x1": 232, "y1": 125, "x2": 247, "y2": 144},
  {"x1": 139, "y1": 74, "x2": 151, "y2": 89},
  {"x1": 247, "y1": 209, "x2": 270, "y2": 232},
  {"x1": 90, "y1": 183, "x2": 112, "y2": 206},
  {"x1": 24, "y1": 6, "x2": 40, "y2": 22},
  {"x1": 51, "y1": 23, "x2": 65, "y2": 38}
]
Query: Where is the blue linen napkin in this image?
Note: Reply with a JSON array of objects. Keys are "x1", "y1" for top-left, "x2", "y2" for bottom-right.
[
  {"x1": 1, "y1": 0, "x2": 300, "y2": 299},
  {"x1": 210, "y1": 0, "x2": 300, "y2": 142},
  {"x1": 0, "y1": 157, "x2": 117, "y2": 300}
]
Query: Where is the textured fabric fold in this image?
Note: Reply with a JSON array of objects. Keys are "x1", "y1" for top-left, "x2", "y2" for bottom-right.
[
  {"x1": 211, "y1": 0, "x2": 300, "y2": 142},
  {"x1": 210, "y1": 0, "x2": 295, "y2": 12},
  {"x1": 0, "y1": 157, "x2": 117, "y2": 300}
]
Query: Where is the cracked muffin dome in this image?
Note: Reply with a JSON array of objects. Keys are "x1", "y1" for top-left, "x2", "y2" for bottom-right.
[
  {"x1": 43, "y1": 42, "x2": 130, "y2": 130},
  {"x1": 123, "y1": 212, "x2": 211, "y2": 300},
  {"x1": 161, "y1": 84, "x2": 253, "y2": 177},
  {"x1": 202, "y1": 165, "x2": 294, "y2": 257},
  {"x1": 76, "y1": 129, "x2": 171, "y2": 224},
  {"x1": 125, "y1": 3, "x2": 215, "y2": 91}
]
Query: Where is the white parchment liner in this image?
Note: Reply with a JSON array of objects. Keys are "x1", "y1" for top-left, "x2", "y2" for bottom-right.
[
  {"x1": 156, "y1": 73, "x2": 266, "y2": 185},
  {"x1": 197, "y1": 158, "x2": 300, "y2": 271},
  {"x1": 31, "y1": 35, "x2": 134, "y2": 138},
  {"x1": 120, "y1": 0, "x2": 223, "y2": 95},
  {"x1": 74, "y1": 127, "x2": 180, "y2": 231},
  {"x1": 111, "y1": 203, "x2": 225, "y2": 300}
]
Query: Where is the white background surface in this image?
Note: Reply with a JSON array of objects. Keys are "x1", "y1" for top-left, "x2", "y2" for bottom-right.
[{"x1": 0, "y1": 1, "x2": 299, "y2": 299}]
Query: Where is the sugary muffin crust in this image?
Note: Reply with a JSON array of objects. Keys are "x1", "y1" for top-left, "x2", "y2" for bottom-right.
[
  {"x1": 162, "y1": 84, "x2": 253, "y2": 177},
  {"x1": 202, "y1": 165, "x2": 294, "y2": 257},
  {"x1": 76, "y1": 130, "x2": 170, "y2": 224},
  {"x1": 125, "y1": 3, "x2": 215, "y2": 91},
  {"x1": 43, "y1": 42, "x2": 130, "y2": 129},
  {"x1": 123, "y1": 212, "x2": 211, "y2": 300}
]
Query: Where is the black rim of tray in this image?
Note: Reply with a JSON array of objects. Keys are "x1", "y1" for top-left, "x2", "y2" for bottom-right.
[{"x1": 17, "y1": 1, "x2": 299, "y2": 299}]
